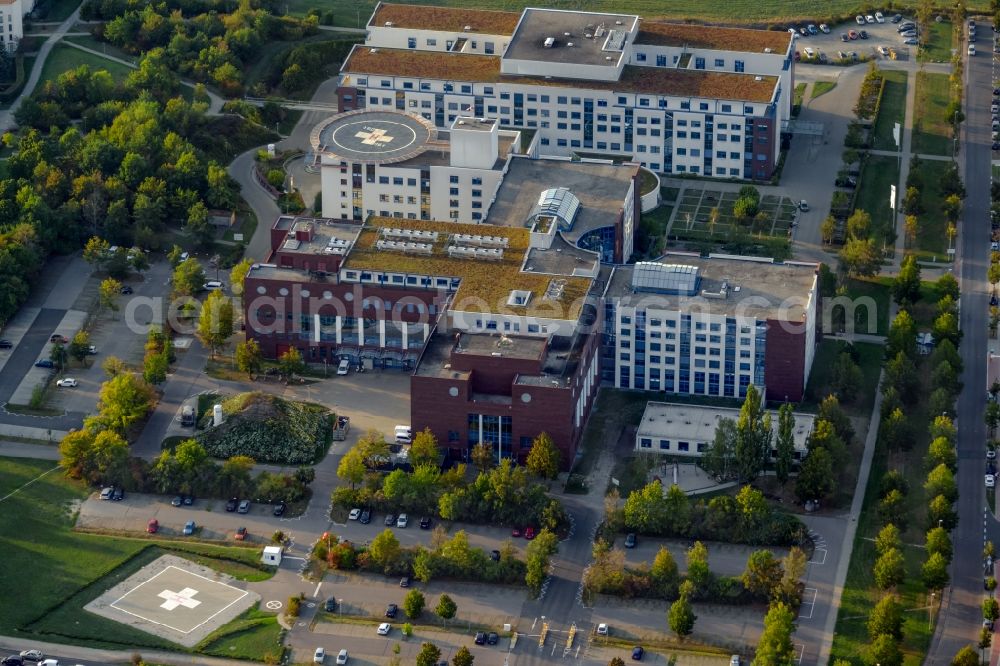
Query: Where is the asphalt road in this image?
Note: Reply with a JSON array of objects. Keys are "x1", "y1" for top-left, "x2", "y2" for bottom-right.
[{"x1": 928, "y1": 20, "x2": 999, "y2": 661}]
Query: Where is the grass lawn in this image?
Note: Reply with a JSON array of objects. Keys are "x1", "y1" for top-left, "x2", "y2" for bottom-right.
[
  {"x1": 198, "y1": 607, "x2": 283, "y2": 661},
  {"x1": 669, "y1": 188, "x2": 795, "y2": 259},
  {"x1": 609, "y1": 454, "x2": 656, "y2": 497},
  {"x1": 290, "y1": 0, "x2": 990, "y2": 27},
  {"x1": 569, "y1": 388, "x2": 651, "y2": 481},
  {"x1": 830, "y1": 370, "x2": 935, "y2": 665},
  {"x1": 637, "y1": 203, "x2": 673, "y2": 258},
  {"x1": 36, "y1": 0, "x2": 82, "y2": 21},
  {"x1": 64, "y1": 34, "x2": 135, "y2": 63},
  {"x1": 872, "y1": 69, "x2": 908, "y2": 150},
  {"x1": 38, "y1": 43, "x2": 133, "y2": 86},
  {"x1": 811, "y1": 80, "x2": 837, "y2": 100},
  {"x1": 910, "y1": 159, "x2": 952, "y2": 259},
  {"x1": 638, "y1": 167, "x2": 659, "y2": 196},
  {"x1": 912, "y1": 72, "x2": 953, "y2": 156},
  {"x1": 918, "y1": 19, "x2": 954, "y2": 63},
  {"x1": 854, "y1": 155, "x2": 900, "y2": 252},
  {"x1": 804, "y1": 339, "x2": 883, "y2": 414},
  {"x1": 792, "y1": 82, "x2": 807, "y2": 115}
]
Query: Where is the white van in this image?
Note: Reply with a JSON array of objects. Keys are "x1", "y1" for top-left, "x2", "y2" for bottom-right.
[
  {"x1": 395, "y1": 425, "x2": 412, "y2": 444},
  {"x1": 337, "y1": 359, "x2": 350, "y2": 375}
]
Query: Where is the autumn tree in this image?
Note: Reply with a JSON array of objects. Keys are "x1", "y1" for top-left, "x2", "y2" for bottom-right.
[
  {"x1": 774, "y1": 403, "x2": 795, "y2": 486},
  {"x1": 234, "y1": 339, "x2": 263, "y2": 378},
  {"x1": 526, "y1": 432, "x2": 561, "y2": 479},
  {"x1": 99, "y1": 277, "x2": 122, "y2": 317},
  {"x1": 196, "y1": 289, "x2": 233, "y2": 357}
]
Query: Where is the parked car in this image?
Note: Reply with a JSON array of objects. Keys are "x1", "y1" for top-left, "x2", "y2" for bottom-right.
[
  {"x1": 859, "y1": 30, "x2": 868, "y2": 39},
  {"x1": 120, "y1": 285, "x2": 134, "y2": 295},
  {"x1": 55, "y1": 378, "x2": 78, "y2": 388},
  {"x1": 171, "y1": 495, "x2": 183, "y2": 507},
  {"x1": 385, "y1": 604, "x2": 398, "y2": 619},
  {"x1": 840, "y1": 33, "x2": 849, "y2": 42},
  {"x1": 856, "y1": 15, "x2": 865, "y2": 24},
  {"x1": 225, "y1": 497, "x2": 238, "y2": 512},
  {"x1": 183, "y1": 520, "x2": 196, "y2": 535},
  {"x1": 474, "y1": 632, "x2": 486, "y2": 645},
  {"x1": 799, "y1": 200, "x2": 810, "y2": 212},
  {"x1": 904, "y1": 38, "x2": 919, "y2": 45},
  {"x1": 0, "y1": 339, "x2": 12, "y2": 349},
  {"x1": 490, "y1": 549, "x2": 501, "y2": 561},
  {"x1": 419, "y1": 516, "x2": 432, "y2": 529},
  {"x1": 511, "y1": 527, "x2": 522, "y2": 538},
  {"x1": 112, "y1": 487, "x2": 125, "y2": 501},
  {"x1": 19, "y1": 651, "x2": 43, "y2": 662},
  {"x1": 819, "y1": 23, "x2": 830, "y2": 33},
  {"x1": 2, "y1": 656, "x2": 24, "y2": 666},
  {"x1": 836, "y1": 176, "x2": 858, "y2": 188},
  {"x1": 597, "y1": 623, "x2": 609, "y2": 635},
  {"x1": 524, "y1": 526, "x2": 536, "y2": 539},
  {"x1": 360, "y1": 509, "x2": 371, "y2": 524},
  {"x1": 891, "y1": 14, "x2": 903, "y2": 23},
  {"x1": 336, "y1": 649, "x2": 348, "y2": 665},
  {"x1": 183, "y1": 494, "x2": 194, "y2": 505},
  {"x1": 325, "y1": 596, "x2": 337, "y2": 612},
  {"x1": 875, "y1": 12, "x2": 885, "y2": 22},
  {"x1": 313, "y1": 647, "x2": 325, "y2": 664},
  {"x1": 337, "y1": 359, "x2": 350, "y2": 375},
  {"x1": 34, "y1": 360, "x2": 54, "y2": 368},
  {"x1": 730, "y1": 657, "x2": 741, "y2": 666},
  {"x1": 377, "y1": 623, "x2": 391, "y2": 635},
  {"x1": 632, "y1": 646, "x2": 645, "y2": 661},
  {"x1": 147, "y1": 519, "x2": 159, "y2": 533},
  {"x1": 100, "y1": 486, "x2": 114, "y2": 500},
  {"x1": 848, "y1": 30, "x2": 858, "y2": 39},
  {"x1": 49, "y1": 334, "x2": 68, "y2": 344},
  {"x1": 349, "y1": 508, "x2": 361, "y2": 520},
  {"x1": 396, "y1": 513, "x2": 409, "y2": 528},
  {"x1": 987, "y1": 474, "x2": 995, "y2": 488},
  {"x1": 624, "y1": 533, "x2": 637, "y2": 548},
  {"x1": 399, "y1": 576, "x2": 410, "y2": 588},
  {"x1": 202, "y1": 281, "x2": 224, "y2": 291},
  {"x1": 384, "y1": 514, "x2": 396, "y2": 527},
  {"x1": 487, "y1": 632, "x2": 499, "y2": 645},
  {"x1": 988, "y1": 449, "x2": 997, "y2": 460},
  {"x1": 235, "y1": 526, "x2": 247, "y2": 541},
  {"x1": 969, "y1": 44, "x2": 977, "y2": 56},
  {"x1": 274, "y1": 501, "x2": 286, "y2": 517},
  {"x1": 865, "y1": 14, "x2": 875, "y2": 23},
  {"x1": 238, "y1": 499, "x2": 250, "y2": 514}
]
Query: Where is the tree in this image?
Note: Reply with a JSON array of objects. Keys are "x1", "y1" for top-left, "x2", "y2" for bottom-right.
[
  {"x1": 93, "y1": 372, "x2": 156, "y2": 435},
  {"x1": 415, "y1": 642, "x2": 441, "y2": 666},
  {"x1": 526, "y1": 432, "x2": 560, "y2": 479},
  {"x1": 368, "y1": 529, "x2": 402, "y2": 573},
  {"x1": 839, "y1": 237, "x2": 881, "y2": 277},
  {"x1": 435, "y1": 594, "x2": 457, "y2": 622},
  {"x1": 409, "y1": 428, "x2": 440, "y2": 469},
  {"x1": 924, "y1": 464, "x2": 957, "y2": 503},
  {"x1": 167, "y1": 245, "x2": 184, "y2": 267},
  {"x1": 143, "y1": 350, "x2": 168, "y2": 385},
  {"x1": 651, "y1": 546, "x2": 679, "y2": 595},
  {"x1": 886, "y1": 310, "x2": 917, "y2": 360},
  {"x1": 196, "y1": 289, "x2": 233, "y2": 357},
  {"x1": 867, "y1": 633, "x2": 903, "y2": 666},
  {"x1": 922, "y1": 551, "x2": 950, "y2": 590},
  {"x1": 928, "y1": 493, "x2": 957, "y2": 530},
  {"x1": 452, "y1": 646, "x2": 475, "y2": 666},
  {"x1": 904, "y1": 214, "x2": 919, "y2": 246},
  {"x1": 951, "y1": 646, "x2": 979, "y2": 666},
  {"x1": 403, "y1": 589, "x2": 425, "y2": 619},
  {"x1": 775, "y1": 403, "x2": 795, "y2": 486},
  {"x1": 607, "y1": 660, "x2": 625, "y2": 666},
  {"x1": 892, "y1": 254, "x2": 922, "y2": 306},
  {"x1": 69, "y1": 330, "x2": 91, "y2": 366},
  {"x1": 278, "y1": 347, "x2": 305, "y2": 379},
  {"x1": 846, "y1": 209, "x2": 872, "y2": 239},
  {"x1": 702, "y1": 417, "x2": 737, "y2": 480},
  {"x1": 874, "y1": 547, "x2": 905, "y2": 589},
  {"x1": 355, "y1": 430, "x2": 390, "y2": 470},
  {"x1": 885, "y1": 352, "x2": 919, "y2": 401},
  {"x1": 229, "y1": 258, "x2": 253, "y2": 297},
  {"x1": 867, "y1": 594, "x2": 903, "y2": 641},
  {"x1": 83, "y1": 236, "x2": 110, "y2": 268},
  {"x1": 926, "y1": 526, "x2": 953, "y2": 561},
  {"x1": 470, "y1": 442, "x2": 494, "y2": 473},
  {"x1": 172, "y1": 257, "x2": 205, "y2": 297},
  {"x1": 753, "y1": 602, "x2": 795, "y2": 666},
  {"x1": 795, "y1": 447, "x2": 834, "y2": 502},
  {"x1": 937, "y1": 272, "x2": 960, "y2": 301},
  {"x1": 234, "y1": 339, "x2": 263, "y2": 378},
  {"x1": 987, "y1": 402, "x2": 1000, "y2": 437},
  {"x1": 820, "y1": 215, "x2": 837, "y2": 244},
  {"x1": 102, "y1": 355, "x2": 128, "y2": 378},
  {"x1": 623, "y1": 481, "x2": 666, "y2": 533},
  {"x1": 186, "y1": 201, "x2": 214, "y2": 245},
  {"x1": 830, "y1": 353, "x2": 863, "y2": 403},
  {"x1": 777, "y1": 547, "x2": 807, "y2": 605},
  {"x1": 742, "y1": 550, "x2": 783, "y2": 598},
  {"x1": 875, "y1": 524, "x2": 901, "y2": 556},
  {"x1": 932, "y1": 311, "x2": 962, "y2": 348},
  {"x1": 881, "y1": 408, "x2": 912, "y2": 452},
  {"x1": 984, "y1": 597, "x2": 1000, "y2": 622},
  {"x1": 525, "y1": 529, "x2": 558, "y2": 596},
  {"x1": 686, "y1": 541, "x2": 712, "y2": 594},
  {"x1": 667, "y1": 591, "x2": 696, "y2": 639},
  {"x1": 99, "y1": 277, "x2": 122, "y2": 317},
  {"x1": 734, "y1": 385, "x2": 772, "y2": 483}
]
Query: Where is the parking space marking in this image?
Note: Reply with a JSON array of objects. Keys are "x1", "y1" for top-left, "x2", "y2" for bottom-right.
[
  {"x1": 809, "y1": 548, "x2": 828, "y2": 565},
  {"x1": 798, "y1": 588, "x2": 818, "y2": 620},
  {"x1": 794, "y1": 643, "x2": 805, "y2": 664}
]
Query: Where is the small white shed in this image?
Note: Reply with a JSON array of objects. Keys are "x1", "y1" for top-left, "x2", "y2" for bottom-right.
[{"x1": 262, "y1": 546, "x2": 282, "y2": 566}]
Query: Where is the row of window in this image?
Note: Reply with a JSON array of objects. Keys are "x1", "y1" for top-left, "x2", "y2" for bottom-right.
[
  {"x1": 405, "y1": 36, "x2": 497, "y2": 54},
  {"x1": 638, "y1": 438, "x2": 707, "y2": 452}
]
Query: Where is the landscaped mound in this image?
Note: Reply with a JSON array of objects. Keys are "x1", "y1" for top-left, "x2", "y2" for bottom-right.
[{"x1": 196, "y1": 392, "x2": 330, "y2": 464}]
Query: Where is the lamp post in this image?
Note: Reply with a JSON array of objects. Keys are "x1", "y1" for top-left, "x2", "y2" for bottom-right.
[{"x1": 929, "y1": 591, "x2": 935, "y2": 630}]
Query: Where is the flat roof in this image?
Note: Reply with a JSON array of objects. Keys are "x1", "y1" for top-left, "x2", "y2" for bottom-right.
[
  {"x1": 524, "y1": 234, "x2": 601, "y2": 277},
  {"x1": 489, "y1": 157, "x2": 636, "y2": 241},
  {"x1": 504, "y1": 8, "x2": 639, "y2": 68},
  {"x1": 635, "y1": 22, "x2": 793, "y2": 54},
  {"x1": 453, "y1": 116, "x2": 498, "y2": 131},
  {"x1": 343, "y1": 217, "x2": 592, "y2": 320},
  {"x1": 370, "y1": 3, "x2": 520, "y2": 35},
  {"x1": 606, "y1": 253, "x2": 817, "y2": 321},
  {"x1": 311, "y1": 110, "x2": 440, "y2": 165},
  {"x1": 343, "y1": 46, "x2": 778, "y2": 103},
  {"x1": 636, "y1": 401, "x2": 814, "y2": 450}
]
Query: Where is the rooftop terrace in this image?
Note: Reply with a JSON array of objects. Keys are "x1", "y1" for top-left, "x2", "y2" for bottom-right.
[{"x1": 342, "y1": 46, "x2": 779, "y2": 103}]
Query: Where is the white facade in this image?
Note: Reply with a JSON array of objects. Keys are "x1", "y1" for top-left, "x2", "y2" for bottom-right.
[
  {"x1": 0, "y1": 0, "x2": 24, "y2": 53},
  {"x1": 343, "y1": 5, "x2": 793, "y2": 181}
]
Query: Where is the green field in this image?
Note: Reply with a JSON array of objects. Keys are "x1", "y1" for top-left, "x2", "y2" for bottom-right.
[
  {"x1": 912, "y1": 72, "x2": 954, "y2": 156},
  {"x1": 35, "y1": 0, "x2": 82, "y2": 21},
  {"x1": 872, "y1": 70, "x2": 908, "y2": 151},
  {"x1": 854, "y1": 155, "x2": 900, "y2": 253},
  {"x1": 637, "y1": 202, "x2": 673, "y2": 258},
  {"x1": 38, "y1": 43, "x2": 133, "y2": 86},
  {"x1": 918, "y1": 19, "x2": 954, "y2": 63},
  {"x1": 198, "y1": 608, "x2": 283, "y2": 661},
  {"x1": 290, "y1": 0, "x2": 989, "y2": 28},
  {"x1": 910, "y1": 159, "x2": 952, "y2": 259},
  {"x1": 811, "y1": 80, "x2": 837, "y2": 100},
  {"x1": 805, "y1": 339, "x2": 883, "y2": 413}
]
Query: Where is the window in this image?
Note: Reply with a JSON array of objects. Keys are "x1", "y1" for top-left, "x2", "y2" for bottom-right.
[
  {"x1": 471, "y1": 177, "x2": 482, "y2": 185},
  {"x1": 426, "y1": 38, "x2": 437, "y2": 46},
  {"x1": 407, "y1": 37, "x2": 416, "y2": 48},
  {"x1": 659, "y1": 440, "x2": 670, "y2": 450},
  {"x1": 483, "y1": 86, "x2": 493, "y2": 95},
  {"x1": 734, "y1": 60, "x2": 745, "y2": 72},
  {"x1": 557, "y1": 139, "x2": 568, "y2": 147},
  {"x1": 618, "y1": 95, "x2": 627, "y2": 104},
  {"x1": 680, "y1": 102, "x2": 690, "y2": 110},
  {"x1": 640, "y1": 438, "x2": 652, "y2": 449},
  {"x1": 656, "y1": 54, "x2": 666, "y2": 66},
  {"x1": 714, "y1": 58, "x2": 724, "y2": 67},
  {"x1": 485, "y1": 42, "x2": 494, "y2": 54},
  {"x1": 378, "y1": 176, "x2": 389, "y2": 184},
  {"x1": 392, "y1": 177, "x2": 403, "y2": 185},
  {"x1": 695, "y1": 57, "x2": 705, "y2": 69},
  {"x1": 402, "y1": 81, "x2": 413, "y2": 90},
  {"x1": 460, "y1": 84, "x2": 472, "y2": 94},
  {"x1": 636, "y1": 52, "x2": 646, "y2": 61},
  {"x1": 557, "y1": 96, "x2": 568, "y2": 104},
  {"x1": 449, "y1": 187, "x2": 459, "y2": 195},
  {"x1": 700, "y1": 102, "x2": 709, "y2": 111},
  {"x1": 407, "y1": 178, "x2": 416, "y2": 186}
]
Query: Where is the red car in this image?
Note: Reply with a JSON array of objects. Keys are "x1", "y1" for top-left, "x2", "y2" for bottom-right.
[
  {"x1": 524, "y1": 527, "x2": 536, "y2": 540},
  {"x1": 234, "y1": 526, "x2": 247, "y2": 541},
  {"x1": 511, "y1": 527, "x2": 522, "y2": 538},
  {"x1": 146, "y1": 519, "x2": 159, "y2": 534}
]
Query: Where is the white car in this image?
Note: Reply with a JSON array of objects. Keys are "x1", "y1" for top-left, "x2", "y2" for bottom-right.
[
  {"x1": 970, "y1": 44, "x2": 977, "y2": 56},
  {"x1": 856, "y1": 15, "x2": 865, "y2": 25},
  {"x1": 987, "y1": 474, "x2": 996, "y2": 488},
  {"x1": 314, "y1": 647, "x2": 325, "y2": 663},
  {"x1": 875, "y1": 12, "x2": 885, "y2": 23},
  {"x1": 336, "y1": 649, "x2": 349, "y2": 665},
  {"x1": 20, "y1": 651, "x2": 44, "y2": 661},
  {"x1": 878, "y1": 45, "x2": 890, "y2": 56},
  {"x1": 988, "y1": 449, "x2": 997, "y2": 460},
  {"x1": 596, "y1": 623, "x2": 608, "y2": 635},
  {"x1": 56, "y1": 378, "x2": 78, "y2": 388},
  {"x1": 865, "y1": 14, "x2": 875, "y2": 23},
  {"x1": 377, "y1": 622, "x2": 392, "y2": 635},
  {"x1": 203, "y1": 280, "x2": 224, "y2": 291},
  {"x1": 799, "y1": 200, "x2": 810, "y2": 212},
  {"x1": 348, "y1": 508, "x2": 361, "y2": 520},
  {"x1": 337, "y1": 359, "x2": 350, "y2": 375},
  {"x1": 731, "y1": 657, "x2": 741, "y2": 666},
  {"x1": 803, "y1": 46, "x2": 816, "y2": 58},
  {"x1": 396, "y1": 513, "x2": 408, "y2": 528}
]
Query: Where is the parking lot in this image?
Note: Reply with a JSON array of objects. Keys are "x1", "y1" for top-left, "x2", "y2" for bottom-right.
[
  {"x1": 791, "y1": 13, "x2": 917, "y2": 64},
  {"x1": 618, "y1": 535, "x2": 791, "y2": 577}
]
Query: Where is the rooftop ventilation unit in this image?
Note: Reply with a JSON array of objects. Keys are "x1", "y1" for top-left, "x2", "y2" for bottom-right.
[
  {"x1": 754, "y1": 76, "x2": 763, "y2": 81},
  {"x1": 370, "y1": 48, "x2": 379, "y2": 53},
  {"x1": 447, "y1": 246, "x2": 504, "y2": 260},
  {"x1": 383, "y1": 228, "x2": 440, "y2": 242},
  {"x1": 544, "y1": 279, "x2": 566, "y2": 300},
  {"x1": 464, "y1": 25, "x2": 472, "y2": 31},
  {"x1": 564, "y1": 32, "x2": 572, "y2": 36},
  {"x1": 384, "y1": 21, "x2": 393, "y2": 26},
  {"x1": 567, "y1": 42, "x2": 574, "y2": 47},
  {"x1": 605, "y1": 28, "x2": 628, "y2": 51},
  {"x1": 452, "y1": 233, "x2": 509, "y2": 248},
  {"x1": 375, "y1": 240, "x2": 434, "y2": 254},
  {"x1": 763, "y1": 47, "x2": 773, "y2": 53}
]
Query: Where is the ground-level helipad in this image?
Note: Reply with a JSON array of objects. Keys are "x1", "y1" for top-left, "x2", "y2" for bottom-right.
[{"x1": 84, "y1": 554, "x2": 260, "y2": 647}]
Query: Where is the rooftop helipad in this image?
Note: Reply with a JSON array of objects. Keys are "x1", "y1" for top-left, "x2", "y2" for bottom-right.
[{"x1": 310, "y1": 109, "x2": 439, "y2": 165}]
